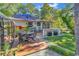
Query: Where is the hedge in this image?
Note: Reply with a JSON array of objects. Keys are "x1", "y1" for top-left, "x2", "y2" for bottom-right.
[{"x1": 48, "y1": 45, "x2": 75, "y2": 56}]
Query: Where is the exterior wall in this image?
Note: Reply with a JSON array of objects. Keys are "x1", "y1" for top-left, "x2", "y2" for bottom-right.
[
  {"x1": 14, "y1": 19, "x2": 51, "y2": 29},
  {"x1": 43, "y1": 29, "x2": 53, "y2": 37},
  {"x1": 33, "y1": 21, "x2": 51, "y2": 30},
  {"x1": 43, "y1": 28, "x2": 61, "y2": 37},
  {"x1": 14, "y1": 21, "x2": 26, "y2": 27},
  {"x1": 14, "y1": 20, "x2": 52, "y2": 38}
]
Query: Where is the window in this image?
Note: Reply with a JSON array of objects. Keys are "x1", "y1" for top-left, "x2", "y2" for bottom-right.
[
  {"x1": 47, "y1": 32, "x2": 52, "y2": 36},
  {"x1": 42, "y1": 22, "x2": 46, "y2": 28},
  {"x1": 47, "y1": 22, "x2": 50, "y2": 28},
  {"x1": 28, "y1": 22, "x2": 33, "y2": 27},
  {"x1": 37, "y1": 22, "x2": 41, "y2": 26}
]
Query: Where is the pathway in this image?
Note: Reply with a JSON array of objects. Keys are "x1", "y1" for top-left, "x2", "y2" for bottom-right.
[
  {"x1": 27, "y1": 49, "x2": 60, "y2": 56},
  {"x1": 27, "y1": 39, "x2": 61, "y2": 56}
]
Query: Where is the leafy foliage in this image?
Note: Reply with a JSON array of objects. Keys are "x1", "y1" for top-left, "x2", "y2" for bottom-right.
[
  {"x1": 0, "y1": 3, "x2": 75, "y2": 56},
  {"x1": 49, "y1": 44, "x2": 75, "y2": 56},
  {"x1": 0, "y1": 3, "x2": 24, "y2": 16},
  {"x1": 59, "y1": 4, "x2": 74, "y2": 34},
  {"x1": 25, "y1": 3, "x2": 40, "y2": 18},
  {"x1": 47, "y1": 33, "x2": 76, "y2": 55},
  {"x1": 41, "y1": 3, "x2": 53, "y2": 20}
]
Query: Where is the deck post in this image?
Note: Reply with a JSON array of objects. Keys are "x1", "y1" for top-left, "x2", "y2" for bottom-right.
[{"x1": 41, "y1": 22, "x2": 43, "y2": 30}]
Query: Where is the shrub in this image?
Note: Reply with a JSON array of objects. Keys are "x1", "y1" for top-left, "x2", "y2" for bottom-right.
[
  {"x1": 49, "y1": 45, "x2": 75, "y2": 56},
  {"x1": 46, "y1": 33, "x2": 76, "y2": 51}
]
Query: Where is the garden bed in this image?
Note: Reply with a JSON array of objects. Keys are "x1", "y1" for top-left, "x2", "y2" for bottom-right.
[{"x1": 46, "y1": 33, "x2": 76, "y2": 56}]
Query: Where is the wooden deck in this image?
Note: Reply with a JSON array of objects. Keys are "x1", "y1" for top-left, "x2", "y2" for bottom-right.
[{"x1": 15, "y1": 42, "x2": 48, "y2": 56}]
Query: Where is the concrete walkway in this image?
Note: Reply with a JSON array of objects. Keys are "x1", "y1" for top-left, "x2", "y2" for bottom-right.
[{"x1": 27, "y1": 49, "x2": 60, "y2": 56}]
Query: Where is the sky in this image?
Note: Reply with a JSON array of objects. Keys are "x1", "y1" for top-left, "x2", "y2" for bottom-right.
[{"x1": 33, "y1": 3, "x2": 66, "y2": 10}]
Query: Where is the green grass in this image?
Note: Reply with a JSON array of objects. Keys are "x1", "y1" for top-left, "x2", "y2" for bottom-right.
[{"x1": 46, "y1": 33, "x2": 76, "y2": 56}]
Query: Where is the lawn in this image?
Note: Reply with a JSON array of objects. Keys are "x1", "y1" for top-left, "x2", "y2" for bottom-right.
[{"x1": 46, "y1": 33, "x2": 76, "y2": 56}]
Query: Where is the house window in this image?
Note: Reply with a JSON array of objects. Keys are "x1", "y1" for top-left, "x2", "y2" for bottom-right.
[
  {"x1": 42, "y1": 22, "x2": 46, "y2": 28},
  {"x1": 37, "y1": 22, "x2": 41, "y2": 26},
  {"x1": 53, "y1": 31, "x2": 58, "y2": 35},
  {"x1": 47, "y1": 31, "x2": 52, "y2": 36},
  {"x1": 28, "y1": 22, "x2": 33, "y2": 27},
  {"x1": 47, "y1": 22, "x2": 50, "y2": 28}
]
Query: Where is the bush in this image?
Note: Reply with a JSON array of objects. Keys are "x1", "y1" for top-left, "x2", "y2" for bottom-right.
[
  {"x1": 46, "y1": 33, "x2": 76, "y2": 52},
  {"x1": 49, "y1": 45, "x2": 75, "y2": 56}
]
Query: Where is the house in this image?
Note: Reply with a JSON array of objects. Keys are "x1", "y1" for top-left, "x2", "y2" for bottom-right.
[
  {"x1": 13, "y1": 13, "x2": 61, "y2": 37},
  {"x1": 0, "y1": 12, "x2": 62, "y2": 38}
]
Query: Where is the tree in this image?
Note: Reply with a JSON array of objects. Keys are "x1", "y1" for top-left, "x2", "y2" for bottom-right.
[
  {"x1": 25, "y1": 3, "x2": 40, "y2": 18},
  {"x1": 41, "y1": 3, "x2": 53, "y2": 20},
  {"x1": 0, "y1": 4, "x2": 15, "y2": 16},
  {"x1": 53, "y1": 4, "x2": 74, "y2": 34},
  {"x1": 17, "y1": 4, "x2": 26, "y2": 14},
  {"x1": 61, "y1": 4, "x2": 74, "y2": 34},
  {"x1": 50, "y1": 9, "x2": 67, "y2": 29},
  {"x1": 0, "y1": 4, "x2": 10, "y2": 10},
  {"x1": 25, "y1": 3, "x2": 36, "y2": 14},
  {"x1": 0, "y1": 3, "x2": 24, "y2": 17},
  {"x1": 33, "y1": 9, "x2": 40, "y2": 18},
  {"x1": 74, "y1": 3, "x2": 79, "y2": 55}
]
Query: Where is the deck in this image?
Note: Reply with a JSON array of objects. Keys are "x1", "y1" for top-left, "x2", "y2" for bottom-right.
[{"x1": 15, "y1": 41, "x2": 48, "y2": 56}]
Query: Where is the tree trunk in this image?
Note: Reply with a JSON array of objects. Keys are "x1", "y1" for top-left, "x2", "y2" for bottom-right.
[
  {"x1": 74, "y1": 3, "x2": 79, "y2": 55},
  {"x1": 0, "y1": 17, "x2": 4, "y2": 51}
]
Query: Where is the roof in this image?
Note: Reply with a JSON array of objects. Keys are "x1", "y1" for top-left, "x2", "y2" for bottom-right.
[{"x1": 14, "y1": 13, "x2": 38, "y2": 20}]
